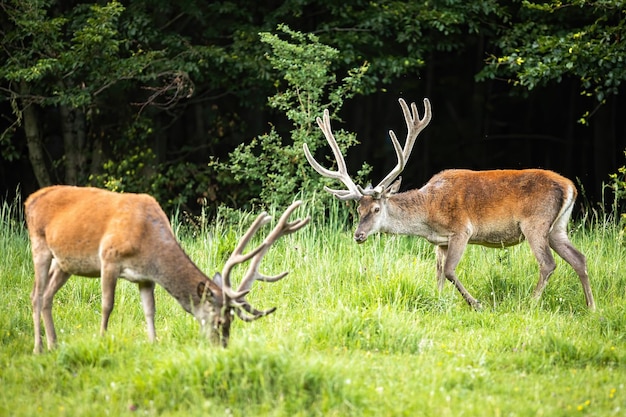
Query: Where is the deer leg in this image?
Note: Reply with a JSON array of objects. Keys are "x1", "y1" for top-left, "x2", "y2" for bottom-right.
[
  {"x1": 443, "y1": 234, "x2": 481, "y2": 309},
  {"x1": 524, "y1": 229, "x2": 556, "y2": 301},
  {"x1": 138, "y1": 281, "x2": 156, "y2": 342},
  {"x1": 41, "y1": 261, "x2": 71, "y2": 351},
  {"x1": 100, "y1": 266, "x2": 119, "y2": 337},
  {"x1": 549, "y1": 231, "x2": 596, "y2": 310},
  {"x1": 30, "y1": 245, "x2": 52, "y2": 354},
  {"x1": 435, "y1": 246, "x2": 447, "y2": 292}
]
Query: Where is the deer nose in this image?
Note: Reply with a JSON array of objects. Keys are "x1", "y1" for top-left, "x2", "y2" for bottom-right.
[{"x1": 354, "y1": 232, "x2": 367, "y2": 244}]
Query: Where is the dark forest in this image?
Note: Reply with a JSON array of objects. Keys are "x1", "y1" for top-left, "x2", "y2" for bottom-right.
[{"x1": 2, "y1": 1, "x2": 625, "y2": 215}]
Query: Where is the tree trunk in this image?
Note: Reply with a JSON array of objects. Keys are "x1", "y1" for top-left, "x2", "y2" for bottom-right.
[
  {"x1": 20, "y1": 82, "x2": 51, "y2": 187},
  {"x1": 89, "y1": 132, "x2": 104, "y2": 178},
  {"x1": 59, "y1": 104, "x2": 87, "y2": 185}
]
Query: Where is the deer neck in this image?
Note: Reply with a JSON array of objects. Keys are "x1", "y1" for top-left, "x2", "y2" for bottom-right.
[
  {"x1": 137, "y1": 239, "x2": 210, "y2": 315},
  {"x1": 384, "y1": 190, "x2": 431, "y2": 236}
]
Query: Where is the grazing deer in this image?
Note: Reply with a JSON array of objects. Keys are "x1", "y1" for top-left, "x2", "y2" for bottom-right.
[
  {"x1": 303, "y1": 98, "x2": 595, "y2": 310},
  {"x1": 25, "y1": 185, "x2": 309, "y2": 353}
]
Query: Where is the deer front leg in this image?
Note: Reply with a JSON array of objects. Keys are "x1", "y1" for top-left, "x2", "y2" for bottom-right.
[
  {"x1": 443, "y1": 234, "x2": 481, "y2": 309},
  {"x1": 139, "y1": 281, "x2": 156, "y2": 342},
  {"x1": 435, "y1": 246, "x2": 447, "y2": 292}
]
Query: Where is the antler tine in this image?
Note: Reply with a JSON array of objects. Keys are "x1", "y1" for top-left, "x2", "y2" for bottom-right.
[
  {"x1": 234, "y1": 304, "x2": 276, "y2": 322},
  {"x1": 373, "y1": 98, "x2": 432, "y2": 192},
  {"x1": 400, "y1": 98, "x2": 432, "y2": 161},
  {"x1": 303, "y1": 109, "x2": 363, "y2": 201},
  {"x1": 235, "y1": 200, "x2": 310, "y2": 295}
]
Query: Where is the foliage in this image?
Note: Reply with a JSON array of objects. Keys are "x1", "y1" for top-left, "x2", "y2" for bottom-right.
[
  {"x1": 0, "y1": 0, "x2": 199, "y2": 185},
  {"x1": 0, "y1": 0, "x2": 159, "y2": 107},
  {"x1": 211, "y1": 25, "x2": 370, "y2": 209},
  {"x1": 1, "y1": 0, "x2": 624, "y2": 211},
  {"x1": 88, "y1": 117, "x2": 213, "y2": 213},
  {"x1": 607, "y1": 151, "x2": 626, "y2": 233},
  {"x1": 316, "y1": 0, "x2": 506, "y2": 84},
  {"x1": 478, "y1": 0, "x2": 626, "y2": 124},
  {"x1": 2, "y1": 197, "x2": 625, "y2": 416}
]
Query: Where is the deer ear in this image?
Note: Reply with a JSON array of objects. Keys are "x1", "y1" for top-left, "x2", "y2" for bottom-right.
[
  {"x1": 212, "y1": 272, "x2": 224, "y2": 287},
  {"x1": 197, "y1": 280, "x2": 220, "y2": 300},
  {"x1": 363, "y1": 183, "x2": 384, "y2": 199},
  {"x1": 386, "y1": 177, "x2": 402, "y2": 195}
]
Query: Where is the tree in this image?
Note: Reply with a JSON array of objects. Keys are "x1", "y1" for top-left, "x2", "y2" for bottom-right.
[
  {"x1": 478, "y1": 0, "x2": 626, "y2": 124},
  {"x1": 1, "y1": 1, "x2": 623, "y2": 213},
  {"x1": 210, "y1": 25, "x2": 370, "y2": 210},
  {"x1": 0, "y1": 0, "x2": 189, "y2": 186}
]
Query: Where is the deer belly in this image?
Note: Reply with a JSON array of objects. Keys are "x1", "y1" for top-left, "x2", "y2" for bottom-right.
[
  {"x1": 470, "y1": 223, "x2": 525, "y2": 247},
  {"x1": 50, "y1": 252, "x2": 101, "y2": 277}
]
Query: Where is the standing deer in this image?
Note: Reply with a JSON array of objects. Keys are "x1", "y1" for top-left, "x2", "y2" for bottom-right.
[
  {"x1": 25, "y1": 185, "x2": 309, "y2": 353},
  {"x1": 303, "y1": 98, "x2": 595, "y2": 310}
]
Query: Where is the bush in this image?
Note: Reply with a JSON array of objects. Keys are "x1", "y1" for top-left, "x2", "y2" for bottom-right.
[
  {"x1": 607, "y1": 150, "x2": 626, "y2": 235},
  {"x1": 210, "y1": 24, "x2": 370, "y2": 210}
]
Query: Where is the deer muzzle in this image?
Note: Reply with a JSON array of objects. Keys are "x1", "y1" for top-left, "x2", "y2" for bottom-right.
[{"x1": 354, "y1": 231, "x2": 368, "y2": 244}]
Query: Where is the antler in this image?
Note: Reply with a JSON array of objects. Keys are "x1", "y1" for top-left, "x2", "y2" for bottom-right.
[
  {"x1": 304, "y1": 98, "x2": 432, "y2": 200},
  {"x1": 303, "y1": 109, "x2": 364, "y2": 201},
  {"x1": 219, "y1": 200, "x2": 310, "y2": 321},
  {"x1": 373, "y1": 98, "x2": 432, "y2": 193}
]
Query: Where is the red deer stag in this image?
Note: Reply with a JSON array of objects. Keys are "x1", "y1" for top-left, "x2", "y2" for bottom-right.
[
  {"x1": 303, "y1": 98, "x2": 595, "y2": 310},
  {"x1": 25, "y1": 186, "x2": 309, "y2": 353}
]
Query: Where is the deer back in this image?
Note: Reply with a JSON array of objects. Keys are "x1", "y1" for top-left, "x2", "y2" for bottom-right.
[
  {"x1": 419, "y1": 169, "x2": 572, "y2": 224},
  {"x1": 25, "y1": 186, "x2": 185, "y2": 279}
]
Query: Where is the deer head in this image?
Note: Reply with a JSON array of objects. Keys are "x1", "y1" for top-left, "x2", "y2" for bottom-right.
[
  {"x1": 198, "y1": 201, "x2": 310, "y2": 346},
  {"x1": 303, "y1": 98, "x2": 432, "y2": 242}
]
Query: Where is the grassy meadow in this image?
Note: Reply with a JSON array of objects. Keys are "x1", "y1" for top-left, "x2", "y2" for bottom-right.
[{"x1": 1, "y1": 196, "x2": 625, "y2": 416}]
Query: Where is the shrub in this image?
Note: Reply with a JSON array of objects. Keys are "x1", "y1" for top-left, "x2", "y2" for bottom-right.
[{"x1": 210, "y1": 24, "x2": 370, "y2": 210}]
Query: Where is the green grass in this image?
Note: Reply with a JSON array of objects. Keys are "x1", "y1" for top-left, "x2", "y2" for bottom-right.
[{"x1": 1, "y1": 197, "x2": 625, "y2": 416}]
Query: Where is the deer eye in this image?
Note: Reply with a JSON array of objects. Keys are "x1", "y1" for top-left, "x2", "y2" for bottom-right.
[{"x1": 373, "y1": 206, "x2": 380, "y2": 213}]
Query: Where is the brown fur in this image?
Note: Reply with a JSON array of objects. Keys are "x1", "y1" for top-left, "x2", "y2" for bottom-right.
[{"x1": 355, "y1": 169, "x2": 595, "y2": 310}]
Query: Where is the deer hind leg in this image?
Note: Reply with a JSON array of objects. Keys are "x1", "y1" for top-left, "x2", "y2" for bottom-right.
[
  {"x1": 522, "y1": 224, "x2": 557, "y2": 301},
  {"x1": 138, "y1": 281, "x2": 156, "y2": 342},
  {"x1": 40, "y1": 260, "x2": 71, "y2": 351},
  {"x1": 100, "y1": 264, "x2": 119, "y2": 337},
  {"x1": 443, "y1": 234, "x2": 481, "y2": 309},
  {"x1": 549, "y1": 231, "x2": 596, "y2": 310},
  {"x1": 435, "y1": 246, "x2": 447, "y2": 292},
  {"x1": 30, "y1": 244, "x2": 53, "y2": 354}
]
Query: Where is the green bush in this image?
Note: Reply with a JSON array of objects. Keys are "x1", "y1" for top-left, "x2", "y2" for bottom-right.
[
  {"x1": 211, "y1": 25, "x2": 370, "y2": 210},
  {"x1": 607, "y1": 150, "x2": 626, "y2": 235},
  {"x1": 89, "y1": 117, "x2": 212, "y2": 213}
]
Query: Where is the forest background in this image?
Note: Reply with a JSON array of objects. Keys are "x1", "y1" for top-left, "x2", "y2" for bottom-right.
[{"x1": 1, "y1": 0, "x2": 625, "y2": 216}]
